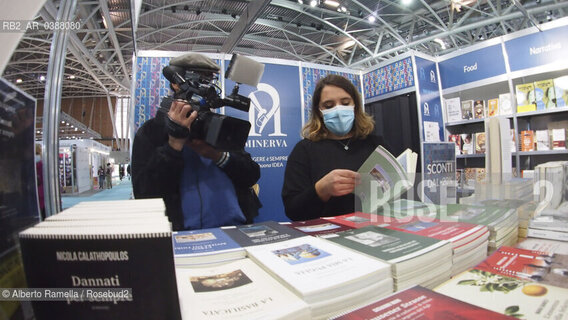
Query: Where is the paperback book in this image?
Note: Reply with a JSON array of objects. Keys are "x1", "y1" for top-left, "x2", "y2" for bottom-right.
[
  {"x1": 535, "y1": 129, "x2": 550, "y2": 151},
  {"x1": 461, "y1": 100, "x2": 474, "y2": 120},
  {"x1": 475, "y1": 246, "x2": 568, "y2": 288},
  {"x1": 475, "y1": 132, "x2": 486, "y2": 154},
  {"x1": 521, "y1": 130, "x2": 535, "y2": 152},
  {"x1": 244, "y1": 235, "x2": 393, "y2": 318},
  {"x1": 445, "y1": 97, "x2": 462, "y2": 123},
  {"x1": 325, "y1": 225, "x2": 452, "y2": 290},
  {"x1": 355, "y1": 146, "x2": 417, "y2": 214},
  {"x1": 515, "y1": 83, "x2": 536, "y2": 113},
  {"x1": 498, "y1": 93, "x2": 513, "y2": 115},
  {"x1": 18, "y1": 225, "x2": 181, "y2": 320},
  {"x1": 222, "y1": 221, "x2": 307, "y2": 248},
  {"x1": 534, "y1": 79, "x2": 556, "y2": 110},
  {"x1": 487, "y1": 98, "x2": 499, "y2": 117},
  {"x1": 473, "y1": 100, "x2": 485, "y2": 119},
  {"x1": 435, "y1": 269, "x2": 568, "y2": 319},
  {"x1": 330, "y1": 285, "x2": 513, "y2": 320},
  {"x1": 281, "y1": 218, "x2": 354, "y2": 238},
  {"x1": 172, "y1": 227, "x2": 246, "y2": 266},
  {"x1": 554, "y1": 75, "x2": 568, "y2": 107},
  {"x1": 174, "y1": 258, "x2": 311, "y2": 320}
]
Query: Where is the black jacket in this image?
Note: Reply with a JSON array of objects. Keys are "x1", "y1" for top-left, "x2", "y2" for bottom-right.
[{"x1": 131, "y1": 110, "x2": 261, "y2": 230}]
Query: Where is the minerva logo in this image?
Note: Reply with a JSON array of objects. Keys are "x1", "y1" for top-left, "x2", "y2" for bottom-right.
[{"x1": 246, "y1": 83, "x2": 288, "y2": 148}]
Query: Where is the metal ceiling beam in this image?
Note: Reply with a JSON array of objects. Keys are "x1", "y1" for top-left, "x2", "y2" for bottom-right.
[
  {"x1": 99, "y1": 0, "x2": 129, "y2": 75},
  {"x1": 221, "y1": 0, "x2": 271, "y2": 53},
  {"x1": 350, "y1": 1, "x2": 568, "y2": 68}
]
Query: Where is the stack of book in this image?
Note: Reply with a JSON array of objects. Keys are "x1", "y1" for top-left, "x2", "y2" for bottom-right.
[
  {"x1": 480, "y1": 199, "x2": 538, "y2": 241},
  {"x1": 325, "y1": 225, "x2": 453, "y2": 291},
  {"x1": 444, "y1": 204, "x2": 519, "y2": 254},
  {"x1": 526, "y1": 208, "x2": 568, "y2": 242},
  {"x1": 333, "y1": 207, "x2": 488, "y2": 277},
  {"x1": 174, "y1": 258, "x2": 311, "y2": 320},
  {"x1": 534, "y1": 161, "x2": 568, "y2": 210},
  {"x1": 18, "y1": 199, "x2": 181, "y2": 320},
  {"x1": 516, "y1": 237, "x2": 568, "y2": 255},
  {"x1": 472, "y1": 178, "x2": 533, "y2": 205},
  {"x1": 223, "y1": 221, "x2": 394, "y2": 319},
  {"x1": 171, "y1": 227, "x2": 246, "y2": 266}
]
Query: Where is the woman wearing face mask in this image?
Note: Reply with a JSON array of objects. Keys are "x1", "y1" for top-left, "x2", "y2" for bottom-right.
[{"x1": 282, "y1": 75, "x2": 391, "y2": 221}]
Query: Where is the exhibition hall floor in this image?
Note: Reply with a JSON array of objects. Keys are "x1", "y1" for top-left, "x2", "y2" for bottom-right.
[{"x1": 61, "y1": 178, "x2": 133, "y2": 210}]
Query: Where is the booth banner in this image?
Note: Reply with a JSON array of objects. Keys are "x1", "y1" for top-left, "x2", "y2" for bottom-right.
[
  {"x1": 225, "y1": 62, "x2": 303, "y2": 223},
  {"x1": 504, "y1": 25, "x2": 568, "y2": 72},
  {"x1": 0, "y1": 77, "x2": 39, "y2": 319},
  {"x1": 438, "y1": 44, "x2": 506, "y2": 89},
  {"x1": 421, "y1": 142, "x2": 456, "y2": 205},
  {"x1": 363, "y1": 57, "x2": 414, "y2": 100},
  {"x1": 134, "y1": 57, "x2": 171, "y2": 131},
  {"x1": 414, "y1": 56, "x2": 444, "y2": 142},
  {"x1": 301, "y1": 67, "x2": 361, "y2": 123},
  {"x1": 0, "y1": 77, "x2": 39, "y2": 254}
]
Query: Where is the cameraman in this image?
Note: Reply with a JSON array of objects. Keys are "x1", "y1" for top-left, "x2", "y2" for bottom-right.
[{"x1": 131, "y1": 53, "x2": 261, "y2": 231}]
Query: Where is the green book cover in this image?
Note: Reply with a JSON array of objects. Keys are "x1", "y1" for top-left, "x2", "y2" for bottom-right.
[
  {"x1": 355, "y1": 146, "x2": 413, "y2": 214},
  {"x1": 326, "y1": 225, "x2": 447, "y2": 265}
]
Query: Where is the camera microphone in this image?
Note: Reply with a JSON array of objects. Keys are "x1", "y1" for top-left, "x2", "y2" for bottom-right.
[{"x1": 162, "y1": 66, "x2": 185, "y2": 85}]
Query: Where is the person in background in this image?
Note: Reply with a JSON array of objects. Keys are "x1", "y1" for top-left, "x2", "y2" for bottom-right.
[
  {"x1": 119, "y1": 165, "x2": 125, "y2": 181},
  {"x1": 282, "y1": 74, "x2": 391, "y2": 221},
  {"x1": 131, "y1": 52, "x2": 261, "y2": 231},
  {"x1": 105, "y1": 163, "x2": 113, "y2": 189},
  {"x1": 97, "y1": 165, "x2": 105, "y2": 190}
]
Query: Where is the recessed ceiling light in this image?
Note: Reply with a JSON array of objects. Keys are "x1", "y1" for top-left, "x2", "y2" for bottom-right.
[{"x1": 324, "y1": 0, "x2": 340, "y2": 7}]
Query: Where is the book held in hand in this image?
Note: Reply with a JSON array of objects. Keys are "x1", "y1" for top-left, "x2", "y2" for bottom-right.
[{"x1": 354, "y1": 146, "x2": 417, "y2": 214}]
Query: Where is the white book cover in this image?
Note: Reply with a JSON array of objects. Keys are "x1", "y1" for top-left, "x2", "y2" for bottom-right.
[
  {"x1": 498, "y1": 93, "x2": 513, "y2": 115},
  {"x1": 535, "y1": 130, "x2": 550, "y2": 151},
  {"x1": 445, "y1": 97, "x2": 462, "y2": 123},
  {"x1": 245, "y1": 236, "x2": 392, "y2": 303},
  {"x1": 175, "y1": 259, "x2": 310, "y2": 320}
]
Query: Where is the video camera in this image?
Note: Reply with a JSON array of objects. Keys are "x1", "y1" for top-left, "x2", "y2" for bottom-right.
[{"x1": 162, "y1": 53, "x2": 265, "y2": 151}]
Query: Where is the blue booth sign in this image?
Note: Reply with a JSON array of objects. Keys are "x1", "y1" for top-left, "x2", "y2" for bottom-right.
[
  {"x1": 415, "y1": 56, "x2": 444, "y2": 142},
  {"x1": 439, "y1": 44, "x2": 507, "y2": 89},
  {"x1": 505, "y1": 25, "x2": 568, "y2": 72},
  {"x1": 225, "y1": 62, "x2": 302, "y2": 223}
]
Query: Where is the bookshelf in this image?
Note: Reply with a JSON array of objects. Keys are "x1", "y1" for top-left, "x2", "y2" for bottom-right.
[{"x1": 440, "y1": 20, "x2": 568, "y2": 179}]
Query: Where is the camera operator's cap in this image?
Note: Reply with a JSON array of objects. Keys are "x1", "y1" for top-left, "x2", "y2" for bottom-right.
[{"x1": 169, "y1": 53, "x2": 221, "y2": 74}]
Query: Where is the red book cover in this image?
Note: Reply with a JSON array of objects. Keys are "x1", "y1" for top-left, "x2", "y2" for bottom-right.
[
  {"x1": 282, "y1": 218, "x2": 354, "y2": 237},
  {"x1": 331, "y1": 285, "x2": 513, "y2": 320},
  {"x1": 370, "y1": 215, "x2": 488, "y2": 249},
  {"x1": 327, "y1": 212, "x2": 380, "y2": 228},
  {"x1": 476, "y1": 246, "x2": 568, "y2": 288}
]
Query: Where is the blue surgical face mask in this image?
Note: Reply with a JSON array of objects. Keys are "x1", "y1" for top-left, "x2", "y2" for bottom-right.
[{"x1": 321, "y1": 105, "x2": 355, "y2": 136}]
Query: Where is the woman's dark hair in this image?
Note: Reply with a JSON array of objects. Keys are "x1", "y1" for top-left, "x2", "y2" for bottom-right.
[{"x1": 302, "y1": 74, "x2": 374, "y2": 141}]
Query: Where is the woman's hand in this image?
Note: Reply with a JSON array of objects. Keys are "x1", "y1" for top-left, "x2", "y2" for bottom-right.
[{"x1": 315, "y1": 169, "x2": 360, "y2": 202}]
